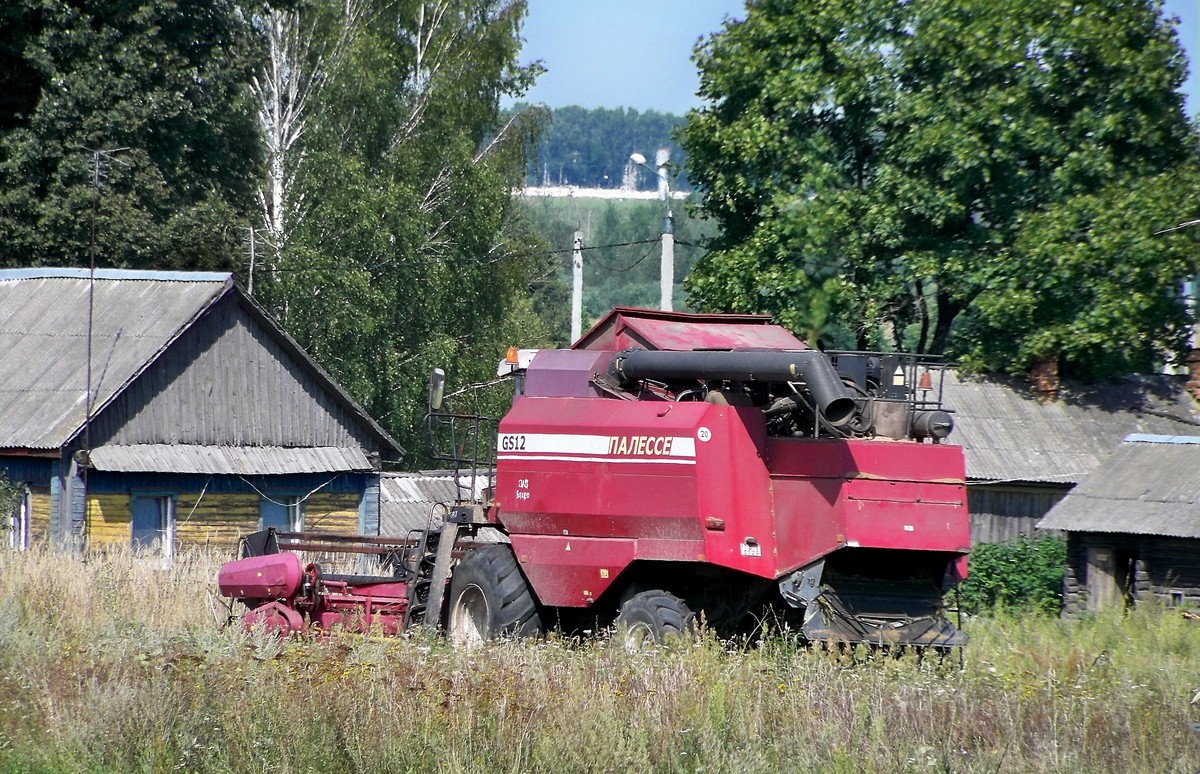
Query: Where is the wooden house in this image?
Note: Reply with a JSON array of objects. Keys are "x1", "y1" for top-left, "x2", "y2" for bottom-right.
[
  {"x1": 0, "y1": 268, "x2": 402, "y2": 556},
  {"x1": 943, "y1": 370, "x2": 1199, "y2": 544},
  {"x1": 1037, "y1": 434, "x2": 1200, "y2": 613}
]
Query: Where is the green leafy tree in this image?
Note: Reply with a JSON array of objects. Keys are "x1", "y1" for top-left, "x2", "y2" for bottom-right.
[
  {"x1": 682, "y1": 0, "x2": 1198, "y2": 375},
  {"x1": 0, "y1": 0, "x2": 262, "y2": 270},
  {"x1": 255, "y1": 0, "x2": 551, "y2": 462}
]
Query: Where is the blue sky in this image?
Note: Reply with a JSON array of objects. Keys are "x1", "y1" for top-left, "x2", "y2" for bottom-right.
[{"x1": 513, "y1": 0, "x2": 1197, "y2": 116}]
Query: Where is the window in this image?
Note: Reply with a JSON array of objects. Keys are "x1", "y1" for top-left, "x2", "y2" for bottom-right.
[
  {"x1": 131, "y1": 495, "x2": 174, "y2": 558},
  {"x1": 259, "y1": 495, "x2": 303, "y2": 532},
  {"x1": 6, "y1": 486, "x2": 29, "y2": 551}
]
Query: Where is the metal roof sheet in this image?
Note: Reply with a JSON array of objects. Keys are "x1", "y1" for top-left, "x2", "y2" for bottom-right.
[
  {"x1": 0, "y1": 271, "x2": 230, "y2": 448},
  {"x1": 1037, "y1": 436, "x2": 1200, "y2": 537},
  {"x1": 380, "y1": 472, "x2": 458, "y2": 537},
  {"x1": 87, "y1": 444, "x2": 372, "y2": 474},
  {"x1": 575, "y1": 307, "x2": 807, "y2": 352},
  {"x1": 944, "y1": 370, "x2": 1198, "y2": 484}
]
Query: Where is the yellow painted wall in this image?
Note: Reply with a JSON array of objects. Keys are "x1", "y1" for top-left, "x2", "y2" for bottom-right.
[
  {"x1": 175, "y1": 493, "x2": 260, "y2": 550},
  {"x1": 28, "y1": 489, "x2": 51, "y2": 544},
  {"x1": 86, "y1": 494, "x2": 132, "y2": 546},
  {"x1": 80, "y1": 489, "x2": 364, "y2": 553},
  {"x1": 303, "y1": 492, "x2": 360, "y2": 534}
]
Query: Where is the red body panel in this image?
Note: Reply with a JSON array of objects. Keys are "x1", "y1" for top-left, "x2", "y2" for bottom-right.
[
  {"x1": 495, "y1": 396, "x2": 969, "y2": 608},
  {"x1": 218, "y1": 553, "x2": 303, "y2": 600},
  {"x1": 575, "y1": 307, "x2": 808, "y2": 351}
]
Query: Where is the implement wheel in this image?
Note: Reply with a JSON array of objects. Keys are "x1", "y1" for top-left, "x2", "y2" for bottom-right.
[
  {"x1": 616, "y1": 590, "x2": 695, "y2": 650},
  {"x1": 447, "y1": 545, "x2": 542, "y2": 647}
]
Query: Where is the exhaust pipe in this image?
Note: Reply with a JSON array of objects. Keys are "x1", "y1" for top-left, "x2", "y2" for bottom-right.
[{"x1": 608, "y1": 349, "x2": 858, "y2": 426}]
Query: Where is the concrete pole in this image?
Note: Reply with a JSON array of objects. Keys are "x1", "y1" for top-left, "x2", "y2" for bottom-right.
[
  {"x1": 660, "y1": 231, "x2": 674, "y2": 312},
  {"x1": 571, "y1": 231, "x2": 583, "y2": 343}
]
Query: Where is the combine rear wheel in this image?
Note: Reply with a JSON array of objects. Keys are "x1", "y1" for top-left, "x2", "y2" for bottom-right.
[
  {"x1": 447, "y1": 546, "x2": 542, "y2": 647},
  {"x1": 616, "y1": 590, "x2": 695, "y2": 650}
]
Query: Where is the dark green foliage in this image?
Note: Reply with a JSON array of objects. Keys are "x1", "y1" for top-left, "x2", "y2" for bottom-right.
[
  {"x1": 682, "y1": 0, "x2": 1199, "y2": 374},
  {"x1": 0, "y1": 471, "x2": 19, "y2": 534},
  {"x1": 959, "y1": 536, "x2": 1067, "y2": 615},
  {"x1": 0, "y1": 0, "x2": 261, "y2": 271}
]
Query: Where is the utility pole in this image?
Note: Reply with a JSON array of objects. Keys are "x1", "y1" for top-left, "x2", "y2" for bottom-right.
[
  {"x1": 631, "y1": 149, "x2": 675, "y2": 312},
  {"x1": 80, "y1": 145, "x2": 128, "y2": 551},
  {"x1": 571, "y1": 231, "x2": 583, "y2": 343}
]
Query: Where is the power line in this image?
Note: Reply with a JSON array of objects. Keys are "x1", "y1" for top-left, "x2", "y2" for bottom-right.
[{"x1": 590, "y1": 238, "x2": 662, "y2": 273}]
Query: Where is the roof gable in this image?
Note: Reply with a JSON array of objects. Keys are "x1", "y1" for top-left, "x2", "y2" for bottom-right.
[{"x1": 0, "y1": 268, "x2": 401, "y2": 458}]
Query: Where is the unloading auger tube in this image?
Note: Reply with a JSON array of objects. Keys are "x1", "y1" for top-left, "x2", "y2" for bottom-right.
[{"x1": 607, "y1": 348, "x2": 859, "y2": 427}]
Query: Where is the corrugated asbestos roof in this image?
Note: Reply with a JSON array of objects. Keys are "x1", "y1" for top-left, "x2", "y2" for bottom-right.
[
  {"x1": 380, "y1": 472, "x2": 458, "y2": 537},
  {"x1": 88, "y1": 444, "x2": 372, "y2": 474},
  {"x1": 944, "y1": 370, "x2": 1199, "y2": 485},
  {"x1": 0, "y1": 269, "x2": 230, "y2": 449},
  {"x1": 0, "y1": 268, "x2": 402, "y2": 457},
  {"x1": 1037, "y1": 435, "x2": 1200, "y2": 537}
]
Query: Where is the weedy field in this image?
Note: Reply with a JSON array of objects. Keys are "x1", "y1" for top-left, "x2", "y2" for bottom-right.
[{"x1": 1, "y1": 546, "x2": 1198, "y2": 773}]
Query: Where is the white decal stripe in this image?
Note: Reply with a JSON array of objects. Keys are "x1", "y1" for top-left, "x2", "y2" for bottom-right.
[
  {"x1": 497, "y1": 454, "x2": 697, "y2": 465},
  {"x1": 498, "y1": 433, "x2": 697, "y2": 458},
  {"x1": 505, "y1": 433, "x2": 610, "y2": 455},
  {"x1": 672, "y1": 437, "x2": 697, "y2": 456}
]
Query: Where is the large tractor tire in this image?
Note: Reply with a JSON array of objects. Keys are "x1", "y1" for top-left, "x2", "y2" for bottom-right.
[
  {"x1": 447, "y1": 545, "x2": 542, "y2": 647},
  {"x1": 616, "y1": 590, "x2": 696, "y2": 650}
]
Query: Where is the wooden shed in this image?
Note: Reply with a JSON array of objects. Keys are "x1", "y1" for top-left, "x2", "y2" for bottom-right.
[
  {"x1": 0, "y1": 268, "x2": 402, "y2": 556},
  {"x1": 943, "y1": 371, "x2": 1198, "y2": 544},
  {"x1": 1037, "y1": 434, "x2": 1200, "y2": 613}
]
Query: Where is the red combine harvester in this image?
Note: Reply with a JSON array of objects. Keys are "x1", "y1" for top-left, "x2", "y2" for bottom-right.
[{"x1": 219, "y1": 308, "x2": 969, "y2": 648}]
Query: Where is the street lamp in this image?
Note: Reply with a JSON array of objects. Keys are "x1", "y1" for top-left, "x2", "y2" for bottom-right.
[{"x1": 630, "y1": 149, "x2": 675, "y2": 311}]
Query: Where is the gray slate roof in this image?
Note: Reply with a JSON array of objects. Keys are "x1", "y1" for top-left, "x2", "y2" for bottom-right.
[
  {"x1": 0, "y1": 269, "x2": 230, "y2": 449},
  {"x1": 944, "y1": 370, "x2": 1199, "y2": 485},
  {"x1": 1037, "y1": 435, "x2": 1200, "y2": 538},
  {"x1": 380, "y1": 472, "x2": 458, "y2": 537},
  {"x1": 0, "y1": 268, "x2": 401, "y2": 457},
  {"x1": 378, "y1": 471, "x2": 507, "y2": 543},
  {"x1": 88, "y1": 444, "x2": 372, "y2": 474}
]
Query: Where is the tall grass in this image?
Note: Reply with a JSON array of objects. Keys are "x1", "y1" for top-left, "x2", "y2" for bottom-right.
[{"x1": 1, "y1": 545, "x2": 1198, "y2": 773}]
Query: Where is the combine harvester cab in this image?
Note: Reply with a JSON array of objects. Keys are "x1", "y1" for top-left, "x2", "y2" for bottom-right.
[{"x1": 489, "y1": 307, "x2": 969, "y2": 648}]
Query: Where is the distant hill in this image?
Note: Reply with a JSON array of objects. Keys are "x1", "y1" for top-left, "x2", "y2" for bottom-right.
[{"x1": 512, "y1": 105, "x2": 690, "y2": 190}]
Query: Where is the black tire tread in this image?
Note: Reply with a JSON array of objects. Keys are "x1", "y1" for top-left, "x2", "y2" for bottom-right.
[
  {"x1": 448, "y1": 545, "x2": 542, "y2": 638},
  {"x1": 616, "y1": 590, "x2": 696, "y2": 643}
]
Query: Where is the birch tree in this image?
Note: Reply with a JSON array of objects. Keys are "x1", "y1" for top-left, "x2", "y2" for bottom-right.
[{"x1": 261, "y1": 0, "x2": 549, "y2": 459}]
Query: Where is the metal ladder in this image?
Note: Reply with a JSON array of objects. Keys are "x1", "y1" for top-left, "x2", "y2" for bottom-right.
[{"x1": 402, "y1": 519, "x2": 462, "y2": 631}]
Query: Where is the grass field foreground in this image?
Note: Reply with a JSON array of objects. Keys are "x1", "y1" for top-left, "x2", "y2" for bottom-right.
[{"x1": 1, "y1": 545, "x2": 1198, "y2": 773}]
